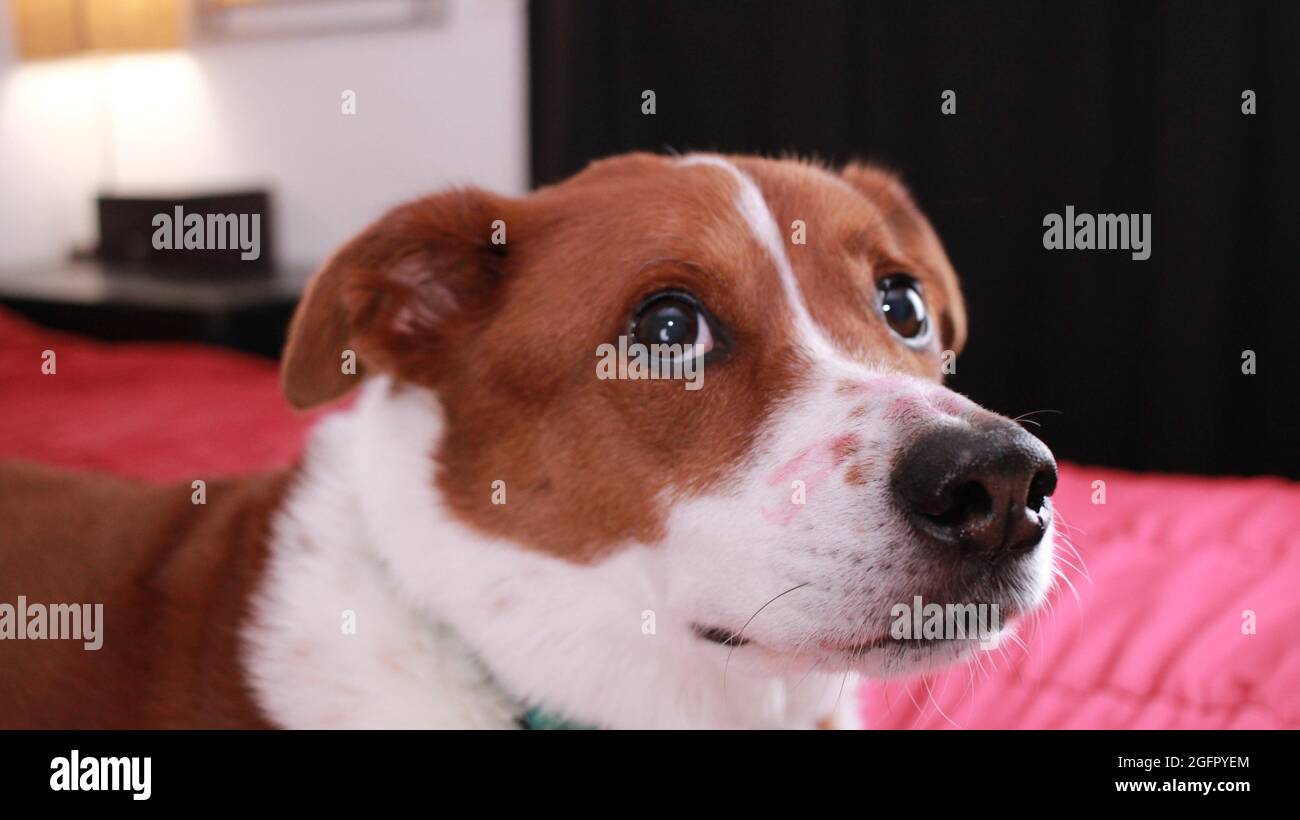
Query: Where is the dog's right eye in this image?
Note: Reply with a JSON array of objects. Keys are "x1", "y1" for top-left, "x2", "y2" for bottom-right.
[
  {"x1": 631, "y1": 292, "x2": 715, "y2": 357},
  {"x1": 877, "y1": 275, "x2": 932, "y2": 346}
]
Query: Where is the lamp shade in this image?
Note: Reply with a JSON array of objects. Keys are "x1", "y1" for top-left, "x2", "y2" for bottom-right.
[{"x1": 9, "y1": 0, "x2": 182, "y2": 60}]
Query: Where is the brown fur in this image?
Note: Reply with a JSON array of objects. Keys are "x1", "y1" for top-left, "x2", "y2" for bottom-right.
[{"x1": 0, "y1": 461, "x2": 290, "y2": 728}]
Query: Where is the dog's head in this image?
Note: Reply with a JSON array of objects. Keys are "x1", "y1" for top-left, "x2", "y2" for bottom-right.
[{"x1": 281, "y1": 153, "x2": 1057, "y2": 680}]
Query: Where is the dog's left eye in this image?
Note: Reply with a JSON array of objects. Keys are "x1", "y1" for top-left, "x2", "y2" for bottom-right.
[
  {"x1": 632, "y1": 292, "x2": 715, "y2": 356},
  {"x1": 878, "y1": 276, "x2": 931, "y2": 344}
]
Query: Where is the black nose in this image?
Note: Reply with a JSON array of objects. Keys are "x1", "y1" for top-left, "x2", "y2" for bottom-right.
[{"x1": 891, "y1": 422, "x2": 1057, "y2": 559}]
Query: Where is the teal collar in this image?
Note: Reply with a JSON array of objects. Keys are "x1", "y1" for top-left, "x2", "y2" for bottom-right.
[
  {"x1": 366, "y1": 546, "x2": 600, "y2": 730},
  {"x1": 519, "y1": 706, "x2": 599, "y2": 731}
]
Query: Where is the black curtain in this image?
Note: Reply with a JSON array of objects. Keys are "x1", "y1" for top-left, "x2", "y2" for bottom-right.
[{"x1": 529, "y1": 0, "x2": 1300, "y2": 479}]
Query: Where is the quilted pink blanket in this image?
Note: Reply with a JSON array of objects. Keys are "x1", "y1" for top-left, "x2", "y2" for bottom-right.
[{"x1": 859, "y1": 464, "x2": 1300, "y2": 729}]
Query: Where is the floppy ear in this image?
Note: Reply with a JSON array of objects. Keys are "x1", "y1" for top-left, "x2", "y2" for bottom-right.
[
  {"x1": 840, "y1": 163, "x2": 968, "y2": 355},
  {"x1": 281, "y1": 188, "x2": 508, "y2": 409}
]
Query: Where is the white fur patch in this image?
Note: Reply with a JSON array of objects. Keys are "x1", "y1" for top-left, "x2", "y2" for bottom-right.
[
  {"x1": 678, "y1": 154, "x2": 845, "y2": 364},
  {"x1": 243, "y1": 410, "x2": 518, "y2": 729},
  {"x1": 245, "y1": 380, "x2": 851, "y2": 729}
]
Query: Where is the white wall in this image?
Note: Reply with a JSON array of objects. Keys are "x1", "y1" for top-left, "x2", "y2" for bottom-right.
[{"x1": 0, "y1": 0, "x2": 528, "y2": 267}]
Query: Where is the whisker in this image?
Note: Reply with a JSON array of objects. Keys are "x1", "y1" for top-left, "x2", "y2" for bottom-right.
[
  {"x1": 724, "y1": 582, "x2": 810, "y2": 693},
  {"x1": 791, "y1": 657, "x2": 825, "y2": 694},
  {"x1": 1053, "y1": 552, "x2": 1088, "y2": 581},
  {"x1": 964, "y1": 653, "x2": 984, "y2": 701},
  {"x1": 1012, "y1": 409, "x2": 1065, "y2": 423},
  {"x1": 832, "y1": 669, "x2": 851, "y2": 715},
  {"x1": 984, "y1": 646, "x2": 1001, "y2": 674},
  {"x1": 1051, "y1": 509, "x2": 1087, "y2": 538},
  {"x1": 923, "y1": 675, "x2": 960, "y2": 729},
  {"x1": 789, "y1": 631, "x2": 816, "y2": 665},
  {"x1": 904, "y1": 682, "x2": 928, "y2": 729},
  {"x1": 1003, "y1": 629, "x2": 1029, "y2": 655},
  {"x1": 1052, "y1": 532, "x2": 1093, "y2": 585},
  {"x1": 1052, "y1": 566, "x2": 1083, "y2": 611}
]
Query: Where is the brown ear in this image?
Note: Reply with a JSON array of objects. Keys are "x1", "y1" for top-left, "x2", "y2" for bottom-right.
[
  {"x1": 840, "y1": 163, "x2": 968, "y2": 355},
  {"x1": 281, "y1": 188, "x2": 507, "y2": 409}
]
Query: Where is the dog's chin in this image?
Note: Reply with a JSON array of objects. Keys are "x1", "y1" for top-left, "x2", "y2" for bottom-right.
[
  {"x1": 843, "y1": 559, "x2": 1055, "y2": 679},
  {"x1": 694, "y1": 556, "x2": 1056, "y2": 680},
  {"x1": 709, "y1": 620, "x2": 1022, "y2": 681},
  {"x1": 691, "y1": 629, "x2": 984, "y2": 680},
  {"x1": 838, "y1": 629, "x2": 1007, "y2": 679}
]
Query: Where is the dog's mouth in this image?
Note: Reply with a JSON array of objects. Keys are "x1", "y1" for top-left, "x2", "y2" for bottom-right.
[
  {"x1": 691, "y1": 625, "x2": 970, "y2": 658},
  {"x1": 692, "y1": 610, "x2": 1016, "y2": 656},
  {"x1": 692, "y1": 624, "x2": 752, "y2": 648},
  {"x1": 691, "y1": 623, "x2": 897, "y2": 654}
]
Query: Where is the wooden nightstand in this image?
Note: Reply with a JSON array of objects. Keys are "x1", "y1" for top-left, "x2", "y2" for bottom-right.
[{"x1": 0, "y1": 262, "x2": 312, "y2": 359}]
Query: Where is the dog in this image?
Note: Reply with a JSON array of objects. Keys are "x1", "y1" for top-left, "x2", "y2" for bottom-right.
[{"x1": 0, "y1": 153, "x2": 1057, "y2": 729}]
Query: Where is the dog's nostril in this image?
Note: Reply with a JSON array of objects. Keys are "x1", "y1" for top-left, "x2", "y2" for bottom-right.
[
  {"x1": 891, "y1": 421, "x2": 1056, "y2": 559},
  {"x1": 928, "y1": 480, "x2": 992, "y2": 528},
  {"x1": 1026, "y1": 468, "x2": 1056, "y2": 514}
]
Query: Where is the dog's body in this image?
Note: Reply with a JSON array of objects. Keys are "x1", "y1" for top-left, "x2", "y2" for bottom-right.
[
  {"x1": 0, "y1": 463, "x2": 288, "y2": 727},
  {"x1": 0, "y1": 154, "x2": 1058, "y2": 728}
]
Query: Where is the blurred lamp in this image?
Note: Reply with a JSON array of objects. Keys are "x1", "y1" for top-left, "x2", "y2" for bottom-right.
[{"x1": 9, "y1": 0, "x2": 183, "y2": 60}]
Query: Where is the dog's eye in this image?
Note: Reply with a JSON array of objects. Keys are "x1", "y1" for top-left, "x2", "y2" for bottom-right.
[
  {"x1": 878, "y1": 276, "x2": 931, "y2": 344},
  {"x1": 632, "y1": 292, "x2": 715, "y2": 357}
]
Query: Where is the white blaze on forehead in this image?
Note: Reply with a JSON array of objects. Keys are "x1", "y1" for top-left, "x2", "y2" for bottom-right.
[{"x1": 676, "y1": 154, "x2": 851, "y2": 367}]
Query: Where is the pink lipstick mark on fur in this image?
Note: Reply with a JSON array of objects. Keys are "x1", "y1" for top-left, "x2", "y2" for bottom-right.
[
  {"x1": 761, "y1": 433, "x2": 860, "y2": 525},
  {"x1": 883, "y1": 388, "x2": 978, "y2": 423},
  {"x1": 933, "y1": 390, "x2": 977, "y2": 417},
  {"x1": 761, "y1": 504, "x2": 801, "y2": 526},
  {"x1": 837, "y1": 375, "x2": 918, "y2": 399},
  {"x1": 870, "y1": 375, "x2": 921, "y2": 393},
  {"x1": 883, "y1": 394, "x2": 930, "y2": 423}
]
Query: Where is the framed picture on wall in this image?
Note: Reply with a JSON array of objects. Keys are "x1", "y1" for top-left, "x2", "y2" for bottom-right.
[{"x1": 194, "y1": 0, "x2": 446, "y2": 41}]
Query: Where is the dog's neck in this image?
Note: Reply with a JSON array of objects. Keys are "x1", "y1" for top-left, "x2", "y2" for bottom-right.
[{"x1": 245, "y1": 378, "x2": 851, "y2": 729}]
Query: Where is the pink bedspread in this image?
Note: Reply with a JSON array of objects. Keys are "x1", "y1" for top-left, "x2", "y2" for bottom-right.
[
  {"x1": 2, "y1": 308, "x2": 1297, "y2": 728},
  {"x1": 859, "y1": 466, "x2": 1300, "y2": 729}
]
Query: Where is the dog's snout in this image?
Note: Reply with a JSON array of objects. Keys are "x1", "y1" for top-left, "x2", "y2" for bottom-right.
[{"x1": 891, "y1": 422, "x2": 1057, "y2": 559}]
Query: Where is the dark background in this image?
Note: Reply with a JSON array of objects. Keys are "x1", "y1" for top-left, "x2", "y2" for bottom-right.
[{"x1": 529, "y1": 0, "x2": 1300, "y2": 479}]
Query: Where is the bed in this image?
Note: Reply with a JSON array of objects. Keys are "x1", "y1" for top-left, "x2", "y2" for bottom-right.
[{"x1": 2, "y1": 307, "x2": 1296, "y2": 729}]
